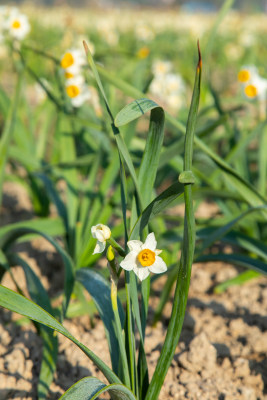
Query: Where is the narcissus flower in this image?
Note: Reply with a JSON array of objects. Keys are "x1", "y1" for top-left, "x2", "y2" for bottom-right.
[
  {"x1": 120, "y1": 233, "x2": 167, "y2": 281},
  {"x1": 60, "y1": 48, "x2": 85, "y2": 75},
  {"x1": 91, "y1": 224, "x2": 111, "y2": 255},
  {"x1": 152, "y1": 60, "x2": 172, "y2": 77},
  {"x1": 65, "y1": 76, "x2": 91, "y2": 107},
  {"x1": 238, "y1": 65, "x2": 267, "y2": 101},
  {"x1": 5, "y1": 9, "x2": 30, "y2": 40},
  {"x1": 238, "y1": 65, "x2": 258, "y2": 84}
]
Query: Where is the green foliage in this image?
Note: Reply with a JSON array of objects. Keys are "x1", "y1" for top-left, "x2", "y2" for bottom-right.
[{"x1": 0, "y1": 1, "x2": 267, "y2": 398}]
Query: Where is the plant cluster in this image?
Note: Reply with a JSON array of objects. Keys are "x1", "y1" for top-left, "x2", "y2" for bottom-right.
[{"x1": 0, "y1": 1, "x2": 266, "y2": 399}]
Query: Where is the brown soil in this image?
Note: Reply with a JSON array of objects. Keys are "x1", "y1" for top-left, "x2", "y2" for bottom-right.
[{"x1": 0, "y1": 182, "x2": 267, "y2": 400}]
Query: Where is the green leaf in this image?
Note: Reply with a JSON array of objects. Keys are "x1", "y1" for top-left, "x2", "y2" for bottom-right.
[
  {"x1": 258, "y1": 124, "x2": 267, "y2": 196},
  {"x1": 38, "y1": 327, "x2": 58, "y2": 399},
  {"x1": 204, "y1": 0, "x2": 235, "y2": 61},
  {"x1": 130, "y1": 181, "x2": 184, "y2": 239},
  {"x1": 59, "y1": 376, "x2": 137, "y2": 400},
  {"x1": 145, "y1": 43, "x2": 201, "y2": 400},
  {"x1": 0, "y1": 285, "x2": 121, "y2": 385},
  {"x1": 58, "y1": 117, "x2": 79, "y2": 257},
  {"x1": 0, "y1": 74, "x2": 22, "y2": 206},
  {"x1": 76, "y1": 269, "x2": 124, "y2": 377},
  {"x1": 214, "y1": 270, "x2": 260, "y2": 294},
  {"x1": 115, "y1": 98, "x2": 159, "y2": 127},
  {"x1": 198, "y1": 229, "x2": 267, "y2": 261},
  {"x1": 0, "y1": 217, "x2": 65, "y2": 241},
  {"x1": 0, "y1": 227, "x2": 74, "y2": 319},
  {"x1": 84, "y1": 41, "x2": 143, "y2": 211},
  {"x1": 196, "y1": 205, "x2": 267, "y2": 257},
  {"x1": 35, "y1": 173, "x2": 68, "y2": 232}
]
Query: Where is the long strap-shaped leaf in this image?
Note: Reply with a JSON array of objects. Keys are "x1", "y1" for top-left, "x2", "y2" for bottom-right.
[
  {"x1": 0, "y1": 73, "x2": 22, "y2": 206},
  {"x1": 59, "y1": 376, "x2": 136, "y2": 400},
  {"x1": 130, "y1": 181, "x2": 184, "y2": 239},
  {"x1": 6, "y1": 254, "x2": 58, "y2": 400},
  {"x1": 76, "y1": 269, "x2": 125, "y2": 378},
  {"x1": 83, "y1": 41, "x2": 143, "y2": 210},
  {"x1": 0, "y1": 227, "x2": 74, "y2": 319},
  {"x1": 144, "y1": 43, "x2": 201, "y2": 400},
  {"x1": 195, "y1": 205, "x2": 267, "y2": 258},
  {"x1": 0, "y1": 285, "x2": 121, "y2": 385},
  {"x1": 115, "y1": 98, "x2": 165, "y2": 208}
]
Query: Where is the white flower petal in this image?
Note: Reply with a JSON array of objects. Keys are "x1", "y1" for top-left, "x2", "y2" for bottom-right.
[
  {"x1": 133, "y1": 265, "x2": 150, "y2": 281},
  {"x1": 142, "y1": 232, "x2": 157, "y2": 251},
  {"x1": 91, "y1": 224, "x2": 111, "y2": 242},
  {"x1": 120, "y1": 251, "x2": 138, "y2": 271},
  {"x1": 93, "y1": 240, "x2": 106, "y2": 255},
  {"x1": 155, "y1": 249, "x2": 162, "y2": 255},
  {"x1": 94, "y1": 230, "x2": 106, "y2": 242},
  {"x1": 127, "y1": 240, "x2": 143, "y2": 252},
  {"x1": 148, "y1": 256, "x2": 167, "y2": 274}
]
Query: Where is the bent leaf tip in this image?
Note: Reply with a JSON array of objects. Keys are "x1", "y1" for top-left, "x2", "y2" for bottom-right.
[{"x1": 197, "y1": 40, "x2": 202, "y2": 71}]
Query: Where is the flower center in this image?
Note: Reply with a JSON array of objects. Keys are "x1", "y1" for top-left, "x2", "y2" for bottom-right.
[
  {"x1": 244, "y1": 84, "x2": 257, "y2": 98},
  {"x1": 65, "y1": 71, "x2": 74, "y2": 79},
  {"x1": 137, "y1": 46, "x2": 150, "y2": 59},
  {"x1": 137, "y1": 249, "x2": 155, "y2": 267},
  {"x1": 61, "y1": 52, "x2": 74, "y2": 69},
  {"x1": 66, "y1": 85, "x2": 80, "y2": 98},
  {"x1": 238, "y1": 70, "x2": 250, "y2": 83},
  {"x1": 12, "y1": 20, "x2": 21, "y2": 29}
]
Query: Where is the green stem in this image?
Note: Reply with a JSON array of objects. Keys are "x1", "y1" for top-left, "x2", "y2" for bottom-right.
[
  {"x1": 125, "y1": 273, "x2": 136, "y2": 394},
  {"x1": 108, "y1": 237, "x2": 126, "y2": 257},
  {"x1": 110, "y1": 280, "x2": 131, "y2": 388}
]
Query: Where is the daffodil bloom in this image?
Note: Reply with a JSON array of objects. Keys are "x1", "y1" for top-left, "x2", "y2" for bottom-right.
[
  {"x1": 5, "y1": 9, "x2": 30, "y2": 40},
  {"x1": 91, "y1": 224, "x2": 111, "y2": 255},
  {"x1": 150, "y1": 71, "x2": 186, "y2": 112},
  {"x1": 135, "y1": 22, "x2": 155, "y2": 42},
  {"x1": 238, "y1": 66, "x2": 267, "y2": 101},
  {"x1": 152, "y1": 60, "x2": 173, "y2": 77},
  {"x1": 238, "y1": 65, "x2": 258, "y2": 84},
  {"x1": 65, "y1": 76, "x2": 91, "y2": 108},
  {"x1": 137, "y1": 46, "x2": 150, "y2": 59},
  {"x1": 120, "y1": 233, "x2": 167, "y2": 281},
  {"x1": 60, "y1": 48, "x2": 85, "y2": 75},
  {"x1": 244, "y1": 78, "x2": 267, "y2": 100}
]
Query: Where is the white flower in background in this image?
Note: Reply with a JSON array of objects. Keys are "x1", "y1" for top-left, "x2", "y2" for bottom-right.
[
  {"x1": 61, "y1": 48, "x2": 85, "y2": 75},
  {"x1": 238, "y1": 65, "x2": 258, "y2": 85},
  {"x1": 97, "y1": 21, "x2": 119, "y2": 46},
  {"x1": 149, "y1": 78, "x2": 165, "y2": 97},
  {"x1": 150, "y1": 67, "x2": 186, "y2": 112},
  {"x1": 5, "y1": 8, "x2": 30, "y2": 40},
  {"x1": 135, "y1": 22, "x2": 155, "y2": 42},
  {"x1": 243, "y1": 75, "x2": 267, "y2": 101},
  {"x1": 152, "y1": 60, "x2": 173, "y2": 77},
  {"x1": 240, "y1": 31, "x2": 256, "y2": 48},
  {"x1": 65, "y1": 76, "x2": 91, "y2": 108},
  {"x1": 238, "y1": 65, "x2": 267, "y2": 101},
  {"x1": 165, "y1": 73, "x2": 185, "y2": 95},
  {"x1": 120, "y1": 233, "x2": 167, "y2": 281},
  {"x1": 91, "y1": 224, "x2": 111, "y2": 255}
]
